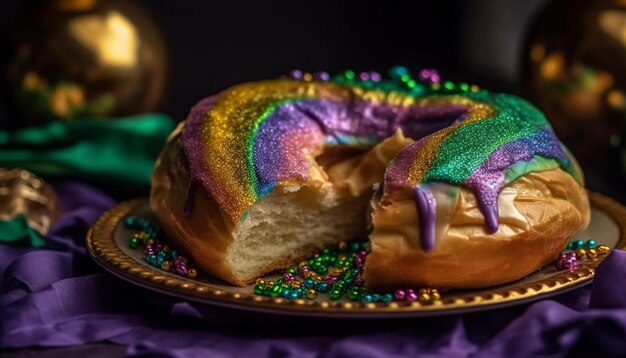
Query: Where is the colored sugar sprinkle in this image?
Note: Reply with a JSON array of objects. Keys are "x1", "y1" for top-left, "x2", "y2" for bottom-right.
[
  {"x1": 124, "y1": 216, "x2": 198, "y2": 279},
  {"x1": 554, "y1": 238, "x2": 610, "y2": 271},
  {"x1": 252, "y1": 241, "x2": 440, "y2": 304}
]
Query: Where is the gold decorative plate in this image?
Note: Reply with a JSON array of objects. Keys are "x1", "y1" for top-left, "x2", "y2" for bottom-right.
[{"x1": 86, "y1": 192, "x2": 626, "y2": 318}]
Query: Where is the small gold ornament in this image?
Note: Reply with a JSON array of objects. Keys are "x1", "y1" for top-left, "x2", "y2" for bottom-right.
[
  {"x1": 0, "y1": 168, "x2": 61, "y2": 236},
  {"x1": 4, "y1": 0, "x2": 168, "y2": 125}
]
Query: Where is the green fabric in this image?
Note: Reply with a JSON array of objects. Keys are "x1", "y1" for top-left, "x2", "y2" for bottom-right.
[
  {"x1": 0, "y1": 114, "x2": 175, "y2": 188},
  {"x1": 0, "y1": 214, "x2": 46, "y2": 247}
]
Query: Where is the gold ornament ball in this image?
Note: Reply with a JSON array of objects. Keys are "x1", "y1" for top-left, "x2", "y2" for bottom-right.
[
  {"x1": 522, "y1": 0, "x2": 626, "y2": 180},
  {"x1": 4, "y1": 0, "x2": 168, "y2": 124}
]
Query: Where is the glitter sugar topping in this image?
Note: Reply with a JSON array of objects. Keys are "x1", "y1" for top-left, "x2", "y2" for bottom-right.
[{"x1": 182, "y1": 67, "x2": 581, "y2": 252}]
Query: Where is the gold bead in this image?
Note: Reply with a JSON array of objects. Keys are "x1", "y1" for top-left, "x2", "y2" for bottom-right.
[
  {"x1": 575, "y1": 248, "x2": 586, "y2": 259},
  {"x1": 419, "y1": 293, "x2": 431, "y2": 301},
  {"x1": 587, "y1": 249, "x2": 598, "y2": 258},
  {"x1": 303, "y1": 73, "x2": 313, "y2": 82},
  {"x1": 431, "y1": 292, "x2": 441, "y2": 300},
  {"x1": 160, "y1": 261, "x2": 170, "y2": 271},
  {"x1": 338, "y1": 254, "x2": 347, "y2": 261},
  {"x1": 419, "y1": 288, "x2": 431, "y2": 294},
  {"x1": 188, "y1": 268, "x2": 198, "y2": 278},
  {"x1": 256, "y1": 279, "x2": 266, "y2": 286},
  {"x1": 597, "y1": 245, "x2": 611, "y2": 255},
  {"x1": 306, "y1": 289, "x2": 317, "y2": 299},
  {"x1": 338, "y1": 242, "x2": 348, "y2": 250},
  {"x1": 146, "y1": 239, "x2": 154, "y2": 246},
  {"x1": 162, "y1": 245, "x2": 170, "y2": 253},
  {"x1": 290, "y1": 281, "x2": 302, "y2": 288},
  {"x1": 298, "y1": 261, "x2": 309, "y2": 269}
]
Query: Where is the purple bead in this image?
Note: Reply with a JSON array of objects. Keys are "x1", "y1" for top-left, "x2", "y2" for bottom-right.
[
  {"x1": 155, "y1": 244, "x2": 163, "y2": 252},
  {"x1": 283, "y1": 273, "x2": 294, "y2": 281},
  {"x1": 564, "y1": 252, "x2": 576, "y2": 259},
  {"x1": 314, "y1": 254, "x2": 320, "y2": 258},
  {"x1": 406, "y1": 290, "x2": 418, "y2": 301},
  {"x1": 394, "y1": 289, "x2": 406, "y2": 301},
  {"x1": 325, "y1": 276, "x2": 338, "y2": 284},
  {"x1": 174, "y1": 256, "x2": 189, "y2": 276},
  {"x1": 354, "y1": 256, "x2": 363, "y2": 266},
  {"x1": 358, "y1": 72, "x2": 370, "y2": 81},
  {"x1": 555, "y1": 252, "x2": 579, "y2": 271},
  {"x1": 370, "y1": 71, "x2": 382, "y2": 82},
  {"x1": 418, "y1": 68, "x2": 441, "y2": 84},
  {"x1": 314, "y1": 71, "x2": 330, "y2": 81},
  {"x1": 354, "y1": 277, "x2": 364, "y2": 286},
  {"x1": 289, "y1": 69, "x2": 303, "y2": 79}
]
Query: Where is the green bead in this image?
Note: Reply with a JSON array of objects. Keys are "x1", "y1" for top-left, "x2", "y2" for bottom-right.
[
  {"x1": 344, "y1": 70, "x2": 356, "y2": 80},
  {"x1": 362, "y1": 294, "x2": 374, "y2": 303},
  {"x1": 575, "y1": 240, "x2": 585, "y2": 249},
  {"x1": 128, "y1": 237, "x2": 140, "y2": 249},
  {"x1": 443, "y1": 81, "x2": 455, "y2": 91},
  {"x1": 566, "y1": 242, "x2": 575, "y2": 250},
  {"x1": 286, "y1": 268, "x2": 296, "y2": 275},
  {"x1": 329, "y1": 290, "x2": 342, "y2": 300},
  {"x1": 350, "y1": 242, "x2": 361, "y2": 252},
  {"x1": 586, "y1": 240, "x2": 597, "y2": 249},
  {"x1": 459, "y1": 83, "x2": 470, "y2": 92},
  {"x1": 275, "y1": 277, "x2": 283, "y2": 285},
  {"x1": 381, "y1": 293, "x2": 393, "y2": 303},
  {"x1": 254, "y1": 285, "x2": 266, "y2": 295},
  {"x1": 270, "y1": 285, "x2": 282, "y2": 298},
  {"x1": 348, "y1": 289, "x2": 361, "y2": 301},
  {"x1": 316, "y1": 265, "x2": 328, "y2": 275},
  {"x1": 371, "y1": 294, "x2": 381, "y2": 302}
]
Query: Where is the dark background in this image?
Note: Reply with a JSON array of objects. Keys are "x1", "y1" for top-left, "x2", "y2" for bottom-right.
[{"x1": 0, "y1": 0, "x2": 546, "y2": 120}]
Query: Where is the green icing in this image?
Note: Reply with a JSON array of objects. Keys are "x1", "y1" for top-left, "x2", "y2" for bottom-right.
[{"x1": 504, "y1": 155, "x2": 560, "y2": 184}]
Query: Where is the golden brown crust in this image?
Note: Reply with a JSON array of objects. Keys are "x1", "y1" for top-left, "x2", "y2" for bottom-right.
[
  {"x1": 150, "y1": 124, "x2": 323, "y2": 286},
  {"x1": 150, "y1": 123, "x2": 243, "y2": 284},
  {"x1": 363, "y1": 168, "x2": 591, "y2": 291}
]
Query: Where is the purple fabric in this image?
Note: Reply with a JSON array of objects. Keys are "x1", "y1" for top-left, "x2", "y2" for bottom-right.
[{"x1": 2, "y1": 181, "x2": 626, "y2": 357}]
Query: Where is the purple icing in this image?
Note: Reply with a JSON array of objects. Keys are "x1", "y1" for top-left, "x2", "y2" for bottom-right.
[
  {"x1": 253, "y1": 99, "x2": 468, "y2": 193},
  {"x1": 464, "y1": 130, "x2": 567, "y2": 234},
  {"x1": 413, "y1": 185, "x2": 437, "y2": 252}
]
